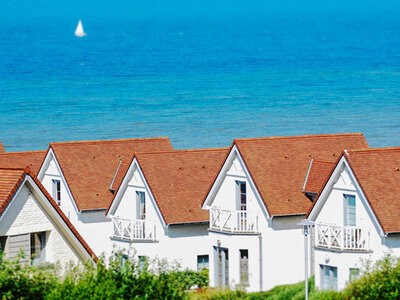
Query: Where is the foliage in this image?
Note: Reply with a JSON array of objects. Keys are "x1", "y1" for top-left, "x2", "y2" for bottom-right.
[
  {"x1": 4, "y1": 251, "x2": 400, "y2": 300},
  {"x1": 0, "y1": 250, "x2": 209, "y2": 300},
  {"x1": 0, "y1": 251, "x2": 58, "y2": 300},
  {"x1": 190, "y1": 288, "x2": 247, "y2": 300},
  {"x1": 343, "y1": 254, "x2": 400, "y2": 300}
]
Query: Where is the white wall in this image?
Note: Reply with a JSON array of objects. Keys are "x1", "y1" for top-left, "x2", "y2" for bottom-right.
[
  {"x1": 206, "y1": 150, "x2": 307, "y2": 292},
  {"x1": 0, "y1": 185, "x2": 81, "y2": 265},
  {"x1": 107, "y1": 162, "x2": 211, "y2": 270},
  {"x1": 312, "y1": 162, "x2": 400, "y2": 290}
]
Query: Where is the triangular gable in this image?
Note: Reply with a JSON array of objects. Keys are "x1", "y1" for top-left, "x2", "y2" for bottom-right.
[
  {"x1": 37, "y1": 147, "x2": 80, "y2": 213},
  {"x1": 202, "y1": 144, "x2": 270, "y2": 219},
  {"x1": 0, "y1": 141, "x2": 5, "y2": 153},
  {"x1": 307, "y1": 155, "x2": 384, "y2": 236},
  {"x1": 0, "y1": 167, "x2": 96, "y2": 262},
  {"x1": 106, "y1": 157, "x2": 167, "y2": 227}
]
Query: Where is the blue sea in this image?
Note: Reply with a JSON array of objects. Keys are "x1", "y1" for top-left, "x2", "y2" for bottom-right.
[{"x1": 1, "y1": 0, "x2": 400, "y2": 151}]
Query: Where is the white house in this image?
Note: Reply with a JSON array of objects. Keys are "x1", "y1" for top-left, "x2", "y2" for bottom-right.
[
  {"x1": 202, "y1": 133, "x2": 369, "y2": 292},
  {"x1": 0, "y1": 166, "x2": 96, "y2": 265},
  {"x1": 36, "y1": 137, "x2": 174, "y2": 256},
  {"x1": 106, "y1": 148, "x2": 229, "y2": 269},
  {"x1": 307, "y1": 147, "x2": 400, "y2": 291}
]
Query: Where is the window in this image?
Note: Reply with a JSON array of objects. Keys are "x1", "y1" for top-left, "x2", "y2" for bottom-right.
[
  {"x1": 0, "y1": 236, "x2": 7, "y2": 253},
  {"x1": 52, "y1": 179, "x2": 61, "y2": 205},
  {"x1": 138, "y1": 255, "x2": 147, "y2": 269},
  {"x1": 197, "y1": 255, "x2": 209, "y2": 271},
  {"x1": 121, "y1": 254, "x2": 128, "y2": 267},
  {"x1": 136, "y1": 192, "x2": 146, "y2": 220},
  {"x1": 344, "y1": 194, "x2": 356, "y2": 226},
  {"x1": 349, "y1": 268, "x2": 360, "y2": 282},
  {"x1": 237, "y1": 181, "x2": 246, "y2": 211},
  {"x1": 320, "y1": 265, "x2": 338, "y2": 290},
  {"x1": 240, "y1": 249, "x2": 249, "y2": 285},
  {"x1": 30, "y1": 232, "x2": 46, "y2": 264}
]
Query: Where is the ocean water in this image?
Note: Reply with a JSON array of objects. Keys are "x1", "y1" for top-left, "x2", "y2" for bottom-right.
[{"x1": 1, "y1": 0, "x2": 400, "y2": 151}]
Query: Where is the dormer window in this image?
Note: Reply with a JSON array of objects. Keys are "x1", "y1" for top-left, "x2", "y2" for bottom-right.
[
  {"x1": 237, "y1": 181, "x2": 246, "y2": 211},
  {"x1": 52, "y1": 179, "x2": 61, "y2": 205},
  {"x1": 136, "y1": 191, "x2": 146, "y2": 220},
  {"x1": 344, "y1": 194, "x2": 356, "y2": 226}
]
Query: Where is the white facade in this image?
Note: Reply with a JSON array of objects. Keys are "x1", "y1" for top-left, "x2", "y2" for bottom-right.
[
  {"x1": 107, "y1": 159, "x2": 210, "y2": 270},
  {"x1": 0, "y1": 176, "x2": 93, "y2": 266},
  {"x1": 203, "y1": 146, "x2": 307, "y2": 292},
  {"x1": 38, "y1": 149, "x2": 111, "y2": 256},
  {"x1": 308, "y1": 156, "x2": 400, "y2": 291}
]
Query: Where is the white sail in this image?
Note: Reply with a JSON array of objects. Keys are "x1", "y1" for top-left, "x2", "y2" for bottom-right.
[{"x1": 75, "y1": 20, "x2": 86, "y2": 37}]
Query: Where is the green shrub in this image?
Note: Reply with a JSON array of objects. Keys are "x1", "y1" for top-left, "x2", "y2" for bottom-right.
[
  {"x1": 343, "y1": 254, "x2": 400, "y2": 300},
  {"x1": 0, "y1": 251, "x2": 59, "y2": 300},
  {"x1": 0, "y1": 250, "x2": 209, "y2": 300}
]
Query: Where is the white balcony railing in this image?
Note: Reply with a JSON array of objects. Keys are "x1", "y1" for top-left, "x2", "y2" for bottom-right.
[
  {"x1": 315, "y1": 223, "x2": 370, "y2": 251},
  {"x1": 112, "y1": 217, "x2": 156, "y2": 241},
  {"x1": 210, "y1": 208, "x2": 259, "y2": 234}
]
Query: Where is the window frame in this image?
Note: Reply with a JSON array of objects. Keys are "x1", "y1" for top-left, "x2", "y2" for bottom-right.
[
  {"x1": 239, "y1": 249, "x2": 249, "y2": 286},
  {"x1": 136, "y1": 191, "x2": 146, "y2": 220},
  {"x1": 349, "y1": 268, "x2": 360, "y2": 282},
  {"x1": 236, "y1": 181, "x2": 247, "y2": 211},
  {"x1": 197, "y1": 254, "x2": 209, "y2": 271},
  {"x1": 320, "y1": 264, "x2": 338, "y2": 290},
  {"x1": 52, "y1": 179, "x2": 61, "y2": 206},
  {"x1": 30, "y1": 231, "x2": 46, "y2": 265},
  {"x1": 343, "y1": 194, "x2": 356, "y2": 226}
]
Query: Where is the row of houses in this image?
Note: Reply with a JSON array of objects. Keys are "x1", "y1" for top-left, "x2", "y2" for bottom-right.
[{"x1": 0, "y1": 133, "x2": 399, "y2": 292}]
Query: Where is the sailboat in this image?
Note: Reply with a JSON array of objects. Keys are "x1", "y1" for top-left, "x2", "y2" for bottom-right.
[{"x1": 75, "y1": 20, "x2": 87, "y2": 37}]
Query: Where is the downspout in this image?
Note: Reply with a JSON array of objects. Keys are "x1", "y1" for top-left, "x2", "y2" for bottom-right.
[{"x1": 259, "y1": 234, "x2": 263, "y2": 291}]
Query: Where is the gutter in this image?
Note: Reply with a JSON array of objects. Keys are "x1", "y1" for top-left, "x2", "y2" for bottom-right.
[
  {"x1": 167, "y1": 221, "x2": 209, "y2": 227},
  {"x1": 80, "y1": 208, "x2": 108, "y2": 213},
  {"x1": 271, "y1": 213, "x2": 307, "y2": 219}
]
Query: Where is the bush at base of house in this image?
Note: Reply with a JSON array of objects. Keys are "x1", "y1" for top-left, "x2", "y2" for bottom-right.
[
  {"x1": 0, "y1": 251, "x2": 209, "y2": 300},
  {"x1": 342, "y1": 254, "x2": 400, "y2": 300}
]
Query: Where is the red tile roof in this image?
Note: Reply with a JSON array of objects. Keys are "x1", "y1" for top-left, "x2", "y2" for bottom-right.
[
  {"x1": 343, "y1": 147, "x2": 400, "y2": 233},
  {"x1": 0, "y1": 142, "x2": 5, "y2": 153},
  {"x1": 0, "y1": 151, "x2": 46, "y2": 174},
  {"x1": 133, "y1": 148, "x2": 229, "y2": 224},
  {"x1": 303, "y1": 160, "x2": 336, "y2": 194},
  {"x1": 49, "y1": 137, "x2": 174, "y2": 211},
  {"x1": 234, "y1": 133, "x2": 369, "y2": 216},
  {"x1": 0, "y1": 167, "x2": 97, "y2": 261}
]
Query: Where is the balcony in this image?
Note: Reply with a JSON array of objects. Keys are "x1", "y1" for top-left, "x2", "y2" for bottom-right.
[
  {"x1": 111, "y1": 217, "x2": 157, "y2": 242},
  {"x1": 210, "y1": 208, "x2": 259, "y2": 234},
  {"x1": 315, "y1": 223, "x2": 370, "y2": 252}
]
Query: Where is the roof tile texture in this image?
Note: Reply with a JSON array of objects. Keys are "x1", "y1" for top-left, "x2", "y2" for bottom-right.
[
  {"x1": 0, "y1": 151, "x2": 46, "y2": 174},
  {"x1": 235, "y1": 133, "x2": 369, "y2": 216},
  {"x1": 136, "y1": 148, "x2": 229, "y2": 224},
  {"x1": 0, "y1": 142, "x2": 5, "y2": 153},
  {"x1": 0, "y1": 168, "x2": 25, "y2": 209},
  {"x1": 346, "y1": 148, "x2": 400, "y2": 233},
  {"x1": 304, "y1": 160, "x2": 336, "y2": 193},
  {"x1": 50, "y1": 138, "x2": 173, "y2": 211}
]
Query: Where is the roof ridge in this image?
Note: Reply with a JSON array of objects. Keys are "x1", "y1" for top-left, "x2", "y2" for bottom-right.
[
  {"x1": 234, "y1": 133, "x2": 364, "y2": 143},
  {"x1": 135, "y1": 147, "x2": 229, "y2": 156},
  {"x1": 349, "y1": 147, "x2": 400, "y2": 154},
  {"x1": 50, "y1": 137, "x2": 170, "y2": 146}
]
